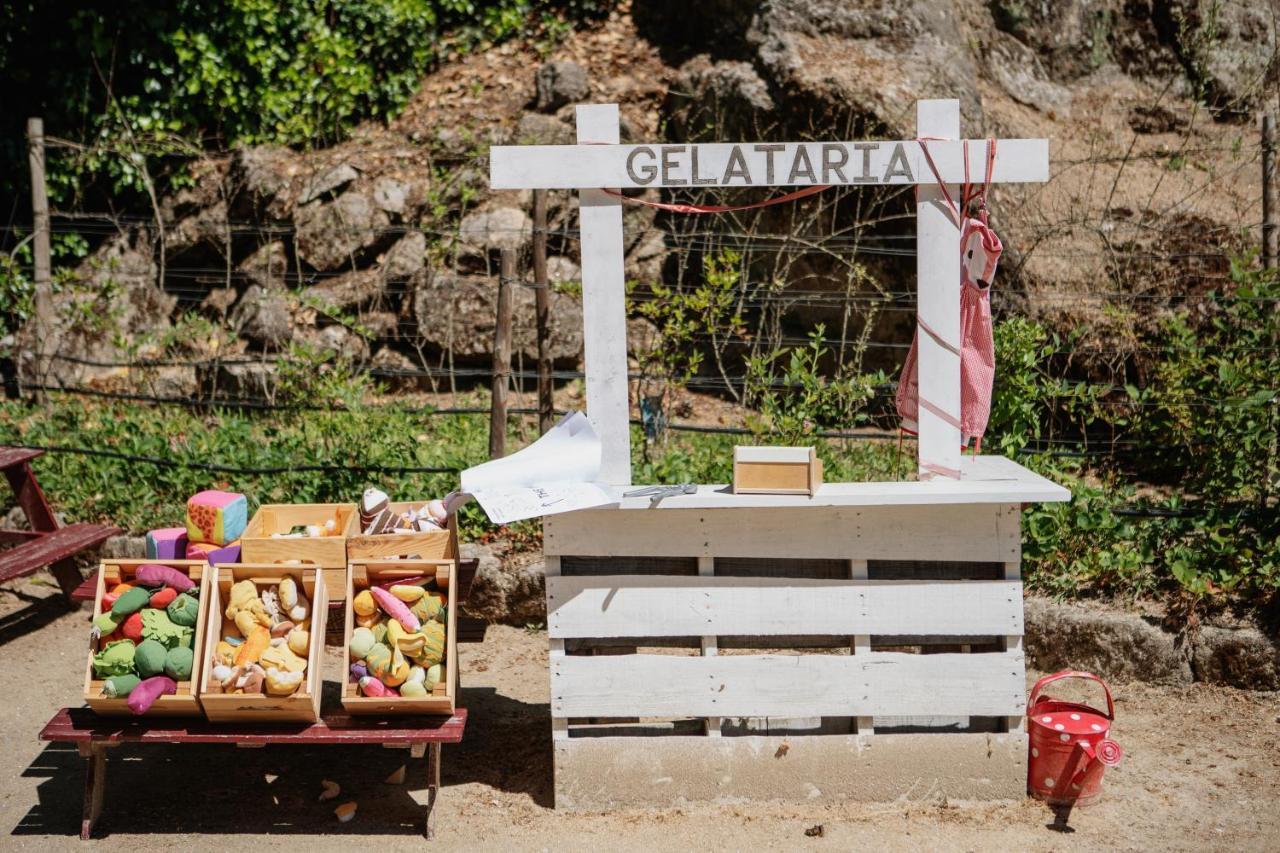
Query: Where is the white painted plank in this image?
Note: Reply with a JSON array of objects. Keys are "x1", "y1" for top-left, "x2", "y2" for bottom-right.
[
  {"x1": 547, "y1": 577, "x2": 1024, "y2": 638},
  {"x1": 1003, "y1": 558, "x2": 1026, "y2": 734},
  {"x1": 575, "y1": 105, "x2": 631, "y2": 485},
  {"x1": 850, "y1": 559, "x2": 874, "y2": 734},
  {"x1": 697, "y1": 556, "x2": 721, "y2": 737},
  {"x1": 735, "y1": 446, "x2": 811, "y2": 463},
  {"x1": 552, "y1": 651, "x2": 1025, "y2": 718},
  {"x1": 490, "y1": 139, "x2": 1049, "y2": 189},
  {"x1": 544, "y1": 502, "x2": 1020, "y2": 562},
  {"x1": 916, "y1": 99, "x2": 963, "y2": 481}
]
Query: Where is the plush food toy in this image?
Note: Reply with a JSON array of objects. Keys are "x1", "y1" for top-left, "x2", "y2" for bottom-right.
[
  {"x1": 389, "y1": 584, "x2": 425, "y2": 603},
  {"x1": 265, "y1": 667, "x2": 304, "y2": 696},
  {"x1": 141, "y1": 609, "x2": 193, "y2": 649},
  {"x1": 102, "y1": 674, "x2": 141, "y2": 698},
  {"x1": 287, "y1": 629, "x2": 309, "y2": 657},
  {"x1": 235, "y1": 625, "x2": 270, "y2": 666},
  {"x1": 101, "y1": 583, "x2": 132, "y2": 611},
  {"x1": 111, "y1": 586, "x2": 152, "y2": 618},
  {"x1": 400, "y1": 681, "x2": 428, "y2": 698},
  {"x1": 164, "y1": 645, "x2": 195, "y2": 680},
  {"x1": 145, "y1": 527, "x2": 188, "y2": 561},
  {"x1": 209, "y1": 573, "x2": 309, "y2": 699},
  {"x1": 149, "y1": 587, "x2": 178, "y2": 609},
  {"x1": 121, "y1": 611, "x2": 145, "y2": 643},
  {"x1": 167, "y1": 593, "x2": 200, "y2": 627},
  {"x1": 186, "y1": 539, "x2": 241, "y2": 563},
  {"x1": 92, "y1": 640, "x2": 137, "y2": 678},
  {"x1": 135, "y1": 563, "x2": 196, "y2": 593},
  {"x1": 371, "y1": 586, "x2": 420, "y2": 632},
  {"x1": 349, "y1": 627, "x2": 376, "y2": 660},
  {"x1": 358, "y1": 676, "x2": 397, "y2": 698},
  {"x1": 224, "y1": 580, "x2": 270, "y2": 627},
  {"x1": 278, "y1": 577, "x2": 309, "y2": 622},
  {"x1": 135, "y1": 638, "x2": 169, "y2": 678},
  {"x1": 92, "y1": 611, "x2": 122, "y2": 637},
  {"x1": 185, "y1": 490, "x2": 248, "y2": 546},
  {"x1": 128, "y1": 676, "x2": 177, "y2": 715}
]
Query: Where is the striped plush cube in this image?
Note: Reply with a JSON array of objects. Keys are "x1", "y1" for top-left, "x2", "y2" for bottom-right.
[
  {"x1": 185, "y1": 490, "x2": 248, "y2": 546},
  {"x1": 145, "y1": 527, "x2": 188, "y2": 560},
  {"x1": 186, "y1": 539, "x2": 242, "y2": 564}
]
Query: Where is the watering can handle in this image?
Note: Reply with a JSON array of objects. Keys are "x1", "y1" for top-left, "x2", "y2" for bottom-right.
[{"x1": 1028, "y1": 670, "x2": 1115, "y2": 720}]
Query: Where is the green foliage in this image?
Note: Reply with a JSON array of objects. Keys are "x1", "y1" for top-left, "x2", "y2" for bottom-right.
[{"x1": 744, "y1": 326, "x2": 881, "y2": 446}]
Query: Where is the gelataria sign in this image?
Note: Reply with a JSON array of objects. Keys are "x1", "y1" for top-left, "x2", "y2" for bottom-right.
[{"x1": 489, "y1": 139, "x2": 1048, "y2": 190}]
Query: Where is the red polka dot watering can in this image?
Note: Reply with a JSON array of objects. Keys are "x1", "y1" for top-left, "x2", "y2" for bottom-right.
[{"x1": 1027, "y1": 670, "x2": 1124, "y2": 807}]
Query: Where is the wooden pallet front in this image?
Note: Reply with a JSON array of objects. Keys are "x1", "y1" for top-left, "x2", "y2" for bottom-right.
[
  {"x1": 198, "y1": 564, "x2": 327, "y2": 723},
  {"x1": 84, "y1": 560, "x2": 210, "y2": 718},
  {"x1": 543, "y1": 501, "x2": 1027, "y2": 809}
]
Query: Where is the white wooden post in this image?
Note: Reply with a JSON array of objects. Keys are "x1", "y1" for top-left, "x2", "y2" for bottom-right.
[
  {"x1": 575, "y1": 105, "x2": 632, "y2": 485},
  {"x1": 849, "y1": 558, "x2": 873, "y2": 735},
  {"x1": 698, "y1": 555, "x2": 721, "y2": 737},
  {"x1": 915, "y1": 100, "x2": 963, "y2": 480}
]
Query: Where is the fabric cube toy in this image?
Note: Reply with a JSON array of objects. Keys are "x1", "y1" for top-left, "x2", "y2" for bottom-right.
[
  {"x1": 145, "y1": 527, "x2": 188, "y2": 560},
  {"x1": 186, "y1": 539, "x2": 241, "y2": 564},
  {"x1": 185, "y1": 491, "x2": 247, "y2": 546}
]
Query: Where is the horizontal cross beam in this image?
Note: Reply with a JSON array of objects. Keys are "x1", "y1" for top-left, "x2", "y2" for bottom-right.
[{"x1": 490, "y1": 139, "x2": 1047, "y2": 190}]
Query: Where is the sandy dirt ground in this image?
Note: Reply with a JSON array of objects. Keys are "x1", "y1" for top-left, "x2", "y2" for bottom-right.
[{"x1": 2, "y1": 575, "x2": 1278, "y2": 852}]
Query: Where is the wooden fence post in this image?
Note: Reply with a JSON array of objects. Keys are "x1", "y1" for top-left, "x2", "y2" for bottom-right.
[
  {"x1": 533, "y1": 189, "x2": 554, "y2": 433},
  {"x1": 490, "y1": 248, "x2": 515, "y2": 459},
  {"x1": 1263, "y1": 115, "x2": 1276, "y2": 271},
  {"x1": 26, "y1": 117, "x2": 53, "y2": 394}
]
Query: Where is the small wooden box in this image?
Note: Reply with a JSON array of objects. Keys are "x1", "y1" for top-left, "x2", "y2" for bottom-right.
[
  {"x1": 732, "y1": 446, "x2": 823, "y2": 495},
  {"x1": 239, "y1": 504, "x2": 358, "y2": 597},
  {"x1": 84, "y1": 559, "x2": 209, "y2": 718},
  {"x1": 198, "y1": 564, "x2": 327, "y2": 723},
  {"x1": 345, "y1": 502, "x2": 459, "y2": 564},
  {"x1": 341, "y1": 560, "x2": 457, "y2": 715}
]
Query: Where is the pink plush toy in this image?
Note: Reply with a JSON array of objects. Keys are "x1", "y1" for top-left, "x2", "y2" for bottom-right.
[
  {"x1": 127, "y1": 675, "x2": 177, "y2": 714},
  {"x1": 370, "y1": 586, "x2": 420, "y2": 632},
  {"x1": 358, "y1": 676, "x2": 399, "y2": 698},
  {"x1": 135, "y1": 563, "x2": 195, "y2": 593}
]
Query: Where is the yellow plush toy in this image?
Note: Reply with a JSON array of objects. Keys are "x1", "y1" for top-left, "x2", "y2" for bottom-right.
[{"x1": 225, "y1": 580, "x2": 270, "y2": 628}]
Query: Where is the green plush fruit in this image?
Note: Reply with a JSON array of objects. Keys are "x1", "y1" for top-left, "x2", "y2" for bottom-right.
[
  {"x1": 141, "y1": 609, "x2": 193, "y2": 650},
  {"x1": 166, "y1": 593, "x2": 199, "y2": 627},
  {"x1": 103, "y1": 674, "x2": 141, "y2": 698},
  {"x1": 93, "y1": 611, "x2": 122, "y2": 635},
  {"x1": 134, "y1": 638, "x2": 168, "y2": 678},
  {"x1": 416, "y1": 620, "x2": 446, "y2": 668},
  {"x1": 349, "y1": 627, "x2": 376, "y2": 660},
  {"x1": 110, "y1": 586, "x2": 152, "y2": 617},
  {"x1": 164, "y1": 645, "x2": 194, "y2": 680},
  {"x1": 92, "y1": 639, "x2": 136, "y2": 678}
]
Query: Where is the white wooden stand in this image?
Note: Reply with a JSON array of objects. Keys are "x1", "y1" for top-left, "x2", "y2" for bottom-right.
[{"x1": 489, "y1": 100, "x2": 1068, "y2": 808}]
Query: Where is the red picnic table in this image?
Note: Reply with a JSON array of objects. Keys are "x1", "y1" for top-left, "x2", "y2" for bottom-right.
[
  {"x1": 0, "y1": 446, "x2": 119, "y2": 601},
  {"x1": 50, "y1": 560, "x2": 487, "y2": 840}
]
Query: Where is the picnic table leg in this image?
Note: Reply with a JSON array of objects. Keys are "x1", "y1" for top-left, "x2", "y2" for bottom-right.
[
  {"x1": 424, "y1": 742, "x2": 441, "y2": 840},
  {"x1": 76, "y1": 743, "x2": 110, "y2": 840},
  {"x1": 50, "y1": 557, "x2": 85, "y2": 605}
]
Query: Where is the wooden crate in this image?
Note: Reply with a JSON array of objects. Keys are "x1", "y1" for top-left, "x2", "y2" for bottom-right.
[
  {"x1": 84, "y1": 559, "x2": 209, "y2": 718},
  {"x1": 342, "y1": 559, "x2": 457, "y2": 715},
  {"x1": 543, "y1": 496, "x2": 1034, "y2": 809},
  {"x1": 198, "y1": 564, "x2": 327, "y2": 723},
  {"x1": 345, "y1": 503, "x2": 458, "y2": 563},
  {"x1": 732, "y1": 445, "x2": 822, "y2": 495},
  {"x1": 239, "y1": 504, "x2": 357, "y2": 596}
]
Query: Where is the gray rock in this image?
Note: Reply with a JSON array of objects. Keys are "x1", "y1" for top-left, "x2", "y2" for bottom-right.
[
  {"x1": 369, "y1": 346, "x2": 422, "y2": 392},
  {"x1": 166, "y1": 200, "x2": 229, "y2": 257},
  {"x1": 200, "y1": 287, "x2": 239, "y2": 318},
  {"x1": 411, "y1": 270, "x2": 583, "y2": 364},
  {"x1": 372, "y1": 176, "x2": 411, "y2": 216},
  {"x1": 515, "y1": 112, "x2": 575, "y2": 145},
  {"x1": 546, "y1": 255, "x2": 580, "y2": 285},
  {"x1": 238, "y1": 240, "x2": 289, "y2": 288},
  {"x1": 624, "y1": 230, "x2": 669, "y2": 285},
  {"x1": 985, "y1": 31, "x2": 1072, "y2": 115},
  {"x1": 101, "y1": 535, "x2": 146, "y2": 559},
  {"x1": 459, "y1": 543, "x2": 546, "y2": 626},
  {"x1": 383, "y1": 231, "x2": 427, "y2": 280},
  {"x1": 141, "y1": 366, "x2": 198, "y2": 398},
  {"x1": 1163, "y1": 0, "x2": 1278, "y2": 118},
  {"x1": 1192, "y1": 625, "x2": 1280, "y2": 691},
  {"x1": 231, "y1": 144, "x2": 299, "y2": 219},
  {"x1": 457, "y1": 206, "x2": 532, "y2": 254},
  {"x1": 201, "y1": 360, "x2": 279, "y2": 400},
  {"x1": 299, "y1": 324, "x2": 371, "y2": 362},
  {"x1": 668, "y1": 56, "x2": 775, "y2": 141},
  {"x1": 302, "y1": 268, "x2": 384, "y2": 312},
  {"x1": 360, "y1": 311, "x2": 400, "y2": 341},
  {"x1": 295, "y1": 191, "x2": 390, "y2": 272},
  {"x1": 1024, "y1": 596, "x2": 1192, "y2": 685},
  {"x1": 535, "y1": 60, "x2": 590, "y2": 111},
  {"x1": 300, "y1": 163, "x2": 359, "y2": 204},
  {"x1": 231, "y1": 284, "x2": 293, "y2": 351}
]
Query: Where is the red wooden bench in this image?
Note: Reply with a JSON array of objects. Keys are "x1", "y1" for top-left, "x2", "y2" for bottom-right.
[
  {"x1": 41, "y1": 706, "x2": 466, "y2": 840},
  {"x1": 0, "y1": 447, "x2": 119, "y2": 601}
]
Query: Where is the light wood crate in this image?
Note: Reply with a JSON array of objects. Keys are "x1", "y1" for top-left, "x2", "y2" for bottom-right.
[
  {"x1": 198, "y1": 564, "x2": 327, "y2": 723},
  {"x1": 543, "y1": 499, "x2": 1032, "y2": 809},
  {"x1": 239, "y1": 503, "x2": 357, "y2": 596},
  {"x1": 345, "y1": 504, "x2": 459, "y2": 563},
  {"x1": 83, "y1": 559, "x2": 210, "y2": 718},
  {"x1": 731, "y1": 445, "x2": 822, "y2": 495},
  {"x1": 341, "y1": 560, "x2": 457, "y2": 715}
]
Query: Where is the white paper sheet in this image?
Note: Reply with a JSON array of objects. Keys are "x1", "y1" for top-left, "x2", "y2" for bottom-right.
[{"x1": 451, "y1": 411, "x2": 615, "y2": 524}]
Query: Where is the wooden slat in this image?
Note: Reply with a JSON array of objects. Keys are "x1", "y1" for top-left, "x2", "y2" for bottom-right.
[
  {"x1": 545, "y1": 503, "x2": 1021, "y2": 562},
  {"x1": 0, "y1": 446, "x2": 44, "y2": 469},
  {"x1": 552, "y1": 651, "x2": 1025, "y2": 718},
  {"x1": 548, "y1": 576, "x2": 1023, "y2": 639},
  {"x1": 0, "y1": 522, "x2": 118, "y2": 581},
  {"x1": 40, "y1": 707, "x2": 467, "y2": 745}
]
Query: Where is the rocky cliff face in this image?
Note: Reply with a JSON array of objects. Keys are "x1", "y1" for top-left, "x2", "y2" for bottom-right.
[{"x1": 23, "y1": 0, "x2": 1277, "y2": 393}]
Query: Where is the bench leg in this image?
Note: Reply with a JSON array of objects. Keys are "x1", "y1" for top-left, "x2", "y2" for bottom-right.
[
  {"x1": 50, "y1": 557, "x2": 84, "y2": 606},
  {"x1": 424, "y1": 743, "x2": 441, "y2": 840},
  {"x1": 77, "y1": 743, "x2": 109, "y2": 840}
]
